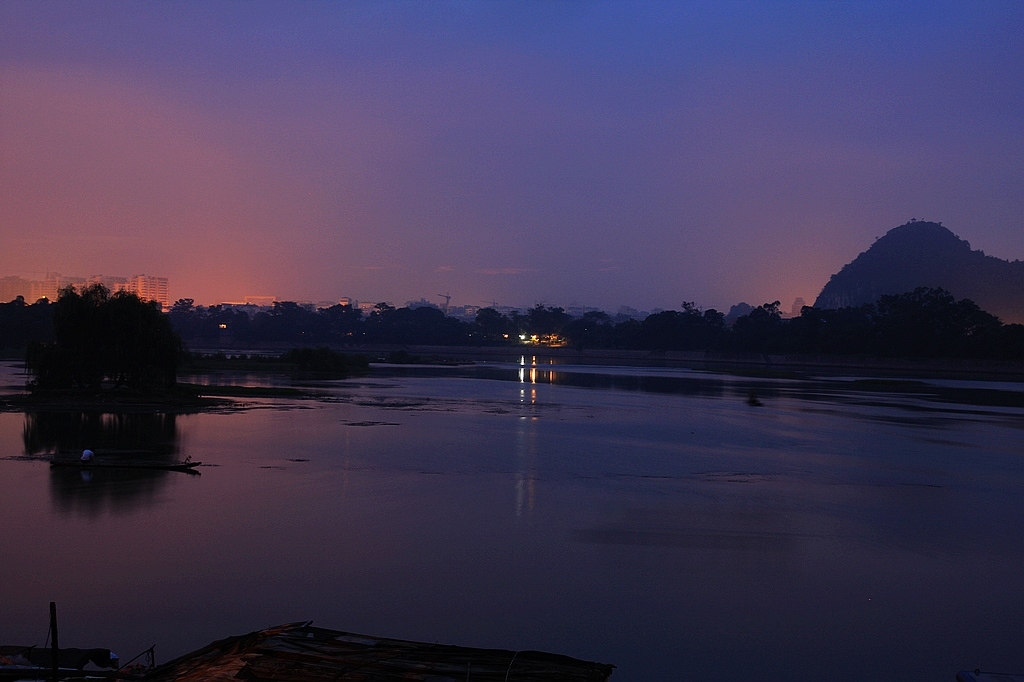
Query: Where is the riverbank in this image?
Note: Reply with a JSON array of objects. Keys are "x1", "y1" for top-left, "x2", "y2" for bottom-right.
[
  {"x1": 2, "y1": 347, "x2": 1022, "y2": 415},
  {"x1": 0, "y1": 386, "x2": 233, "y2": 413},
  {"x1": 0, "y1": 383, "x2": 345, "y2": 412},
  {"x1": 188, "y1": 343, "x2": 1024, "y2": 382}
]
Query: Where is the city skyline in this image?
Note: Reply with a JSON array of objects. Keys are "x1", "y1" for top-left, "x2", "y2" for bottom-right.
[
  {"x1": 0, "y1": 271, "x2": 170, "y2": 308},
  {"x1": 0, "y1": 268, "x2": 792, "y2": 319},
  {"x1": 2, "y1": 3, "x2": 1023, "y2": 313}
]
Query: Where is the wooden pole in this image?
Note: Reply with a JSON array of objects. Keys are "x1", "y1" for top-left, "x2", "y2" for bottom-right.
[{"x1": 49, "y1": 601, "x2": 59, "y2": 682}]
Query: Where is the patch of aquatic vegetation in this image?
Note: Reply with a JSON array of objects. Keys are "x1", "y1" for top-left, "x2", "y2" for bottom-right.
[
  {"x1": 711, "y1": 367, "x2": 810, "y2": 380},
  {"x1": 789, "y1": 377, "x2": 1024, "y2": 414},
  {"x1": 183, "y1": 348, "x2": 370, "y2": 374},
  {"x1": 833, "y1": 377, "x2": 1024, "y2": 408},
  {"x1": 378, "y1": 350, "x2": 471, "y2": 366},
  {"x1": 0, "y1": 386, "x2": 231, "y2": 413},
  {"x1": 697, "y1": 471, "x2": 778, "y2": 483},
  {"x1": 930, "y1": 386, "x2": 1024, "y2": 408},
  {"x1": 847, "y1": 379, "x2": 930, "y2": 390},
  {"x1": 178, "y1": 383, "x2": 321, "y2": 399},
  {"x1": 0, "y1": 382, "x2": 345, "y2": 414},
  {"x1": 352, "y1": 397, "x2": 430, "y2": 409}
]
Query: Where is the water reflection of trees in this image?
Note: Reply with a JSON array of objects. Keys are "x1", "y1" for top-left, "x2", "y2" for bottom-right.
[
  {"x1": 23, "y1": 412, "x2": 179, "y2": 457},
  {"x1": 48, "y1": 466, "x2": 172, "y2": 516},
  {"x1": 22, "y1": 412, "x2": 183, "y2": 516}
]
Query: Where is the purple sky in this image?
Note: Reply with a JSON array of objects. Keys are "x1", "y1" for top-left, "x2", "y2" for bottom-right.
[{"x1": 1, "y1": 2, "x2": 1022, "y2": 311}]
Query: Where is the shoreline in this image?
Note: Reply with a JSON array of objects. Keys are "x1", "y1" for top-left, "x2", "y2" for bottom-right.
[
  {"x1": 187, "y1": 343, "x2": 1024, "y2": 382},
  {"x1": 7, "y1": 344, "x2": 1024, "y2": 384},
  {"x1": 0, "y1": 383, "x2": 316, "y2": 413},
  {"x1": 2, "y1": 348, "x2": 1022, "y2": 414}
]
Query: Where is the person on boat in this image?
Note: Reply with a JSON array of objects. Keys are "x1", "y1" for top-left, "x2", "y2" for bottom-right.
[{"x1": 80, "y1": 449, "x2": 94, "y2": 461}]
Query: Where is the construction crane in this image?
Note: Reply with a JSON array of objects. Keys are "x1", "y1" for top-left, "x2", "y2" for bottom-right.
[{"x1": 438, "y1": 292, "x2": 451, "y2": 315}]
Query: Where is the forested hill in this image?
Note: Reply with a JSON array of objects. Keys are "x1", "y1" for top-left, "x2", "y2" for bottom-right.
[{"x1": 814, "y1": 221, "x2": 1024, "y2": 323}]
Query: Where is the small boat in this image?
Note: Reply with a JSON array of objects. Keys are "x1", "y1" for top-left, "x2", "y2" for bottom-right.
[
  {"x1": 4, "y1": 604, "x2": 130, "y2": 680},
  {"x1": 49, "y1": 458, "x2": 202, "y2": 474},
  {"x1": 957, "y1": 672, "x2": 1024, "y2": 682},
  {"x1": 0, "y1": 645, "x2": 120, "y2": 680}
]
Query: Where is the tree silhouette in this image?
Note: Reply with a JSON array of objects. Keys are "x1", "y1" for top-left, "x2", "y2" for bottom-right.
[
  {"x1": 870, "y1": 287, "x2": 1003, "y2": 357},
  {"x1": 473, "y1": 307, "x2": 512, "y2": 343},
  {"x1": 26, "y1": 284, "x2": 181, "y2": 391},
  {"x1": 730, "y1": 301, "x2": 783, "y2": 352},
  {"x1": 151, "y1": 289, "x2": 1022, "y2": 361}
]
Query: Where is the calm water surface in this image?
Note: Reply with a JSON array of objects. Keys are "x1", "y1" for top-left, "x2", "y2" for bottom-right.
[{"x1": 1, "y1": 360, "x2": 1022, "y2": 681}]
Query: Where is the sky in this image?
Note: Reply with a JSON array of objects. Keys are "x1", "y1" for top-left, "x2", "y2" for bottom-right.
[{"x1": 1, "y1": 1, "x2": 1022, "y2": 312}]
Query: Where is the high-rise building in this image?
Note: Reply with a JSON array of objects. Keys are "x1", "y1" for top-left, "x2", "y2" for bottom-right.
[
  {"x1": 88, "y1": 275, "x2": 130, "y2": 294},
  {"x1": 29, "y1": 273, "x2": 87, "y2": 302},
  {"x1": 127, "y1": 275, "x2": 170, "y2": 308},
  {"x1": 358, "y1": 301, "x2": 380, "y2": 316},
  {"x1": 8, "y1": 272, "x2": 170, "y2": 306},
  {"x1": 0, "y1": 276, "x2": 30, "y2": 303}
]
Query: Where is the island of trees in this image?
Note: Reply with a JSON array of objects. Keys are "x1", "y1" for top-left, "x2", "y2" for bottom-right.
[
  {"x1": 2, "y1": 286, "x2": 1021, "y2": 365},
  {"x1": 24, "y1": 284, "x2": 180, "y2": 391},
  {"x1": 3, "y1": 286, "x2": 366, "y2": 401}
]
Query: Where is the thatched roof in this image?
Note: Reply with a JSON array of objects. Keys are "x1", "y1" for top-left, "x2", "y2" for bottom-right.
[{"x1": 145, "y1": 622, "x2": 614, "y2": 682}]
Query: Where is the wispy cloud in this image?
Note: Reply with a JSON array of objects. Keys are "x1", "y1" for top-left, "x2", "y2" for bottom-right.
[
  {"x1": 476, "y1": 267, "x2": 531, "y2": 276},
  {"x1": 597, "y1": 259, "x2": 621, "y2": 272},
  {"x1": 350, "y1": 264, "x2": 402, "y2": 271},
  {"x1": 435, "y1": 265, "x2": 455, "y2": 272}
]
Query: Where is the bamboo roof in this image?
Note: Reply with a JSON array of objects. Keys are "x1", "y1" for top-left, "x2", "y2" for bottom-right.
[{"x1": 145, "y1": 622, "x2": 614, "y2": 682}]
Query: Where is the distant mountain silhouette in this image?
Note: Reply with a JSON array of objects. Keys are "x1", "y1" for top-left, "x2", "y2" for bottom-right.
[{"x1": 814, "y1": 220, "x2": 1024, "y2": 323}]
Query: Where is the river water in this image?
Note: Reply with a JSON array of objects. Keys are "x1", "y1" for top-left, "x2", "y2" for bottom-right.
[{"x1": 1, "y1": 359, "x2": 1022, "y2": 680}]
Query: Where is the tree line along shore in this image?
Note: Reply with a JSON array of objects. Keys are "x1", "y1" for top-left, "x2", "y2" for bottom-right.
[
  {"x1": 1, "y1": 286, "x2": 1023, "y2": 368},
  {"x1": 0, "y1": 285, "x2": 372, "y2": 408}
]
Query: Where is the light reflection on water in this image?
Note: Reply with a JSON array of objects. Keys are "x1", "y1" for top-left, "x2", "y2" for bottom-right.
[{"x1": 0, "y1": 361, "x2": 1022, "y2": 681}]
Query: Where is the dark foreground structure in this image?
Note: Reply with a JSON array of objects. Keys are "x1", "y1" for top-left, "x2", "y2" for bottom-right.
[{"x1": 146, "y1": 622, "x2": 614, "y2": 682}]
